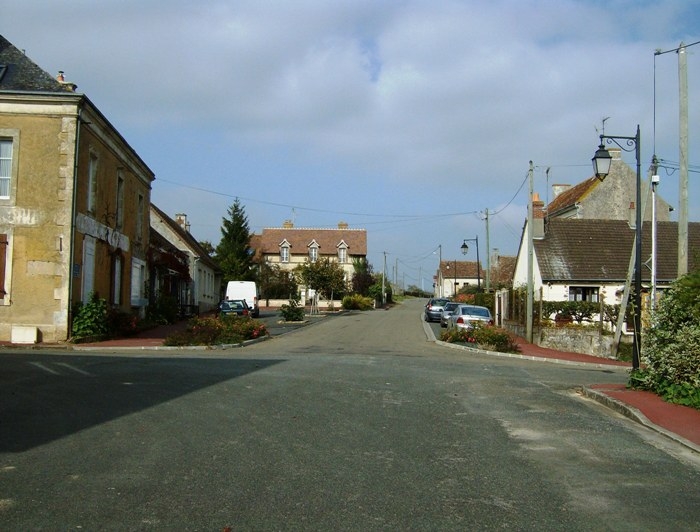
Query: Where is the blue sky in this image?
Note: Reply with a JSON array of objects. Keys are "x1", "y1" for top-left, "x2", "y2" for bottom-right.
[{"x1": 2, "y1": 0, "x2": 698, "y2": 290}]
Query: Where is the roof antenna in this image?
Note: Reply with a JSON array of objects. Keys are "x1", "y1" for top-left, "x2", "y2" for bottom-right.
[{"x1": 595, "y1": 116, "x2": 610, "y2": 136}]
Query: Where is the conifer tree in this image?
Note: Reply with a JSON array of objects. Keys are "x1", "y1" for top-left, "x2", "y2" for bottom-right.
[{"x1": 215, "y1": 198, "x2": 254, "y2": 281}]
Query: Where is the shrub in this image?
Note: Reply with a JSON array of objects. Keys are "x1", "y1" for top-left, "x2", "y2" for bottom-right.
[
  {"x1": 440, "y1": 324, "x2": 520, "y2": 353},
  {"x1": 147, "y1": 292, "x2": 180, "y2": 324},
  {"x1": 634, "y1": 267, "x2": 700, "y2": 409},
  {"x1": 71, "y1": 293, "x2": 109, "y2": 341},
  {"x1": 164, "y1": 315, "x2": 268, "y2": 346},
  {"x1": 280, "y1": 299, "x2": 305, "y2": 322},
  {"x1": 342, "y1": 294, "x2": 374, "y2": 310}
]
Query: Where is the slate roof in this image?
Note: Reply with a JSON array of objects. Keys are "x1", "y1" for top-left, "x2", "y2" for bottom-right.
[
  {"x1": 252, "y1": 227, "x2": 367, "y2": 257},
  {"x1": 0, "y1": 35, "x2": 75, "y2": 93},
  {"x1": 545, "y1": 177, "x2": 600, "y2": 217},
  {"x1": 535, "y1": 218, "x2": 700, "y2": 283}
]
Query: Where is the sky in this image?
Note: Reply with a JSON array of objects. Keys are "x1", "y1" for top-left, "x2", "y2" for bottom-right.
[{"x1": 2, "y1": 0, "x2": 699, "y2": 290}]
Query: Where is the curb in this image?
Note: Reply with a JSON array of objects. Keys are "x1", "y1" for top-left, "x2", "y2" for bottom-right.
[{"x1": 581, "y1": 386, "x2": 700, "y2": 454}]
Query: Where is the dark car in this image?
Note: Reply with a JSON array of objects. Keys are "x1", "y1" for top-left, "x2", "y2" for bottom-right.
[
  {"x1": 219, "y1": 299, "x2": 251, "y2": 317},
  {"x1": 425, "y1": 298, "x2": 450, "y2": 322}
]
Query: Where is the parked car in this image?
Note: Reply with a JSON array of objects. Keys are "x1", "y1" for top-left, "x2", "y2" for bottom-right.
[
  {"x1": 440, "y1": 302, "x2": 462, "y2": 327},
  {"x1": 219, "y1": 299, "x2": 251, "y2": 317},
  {"x1": 425, "y1": 298, "x2": 450, "y2": 322},
  {"x1": 447, "y1": 304, "x2": 493, "y2": 330},
  {"x1": 225, "y1": 281, "x2": 260, "y2": 317}
]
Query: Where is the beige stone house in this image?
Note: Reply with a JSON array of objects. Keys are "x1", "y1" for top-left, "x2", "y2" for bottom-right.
[
  {"x1": 250, "y1": 221, "x2": 367, "y2": 304},
  {"x1": 0, "y1": 35, "x2": 154, "y2": 342}
]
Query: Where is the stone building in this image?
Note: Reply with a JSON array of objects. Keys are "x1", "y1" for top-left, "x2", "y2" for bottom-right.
[{"x1": 0, "y1": 35, "x2": 154, "y2": 342}]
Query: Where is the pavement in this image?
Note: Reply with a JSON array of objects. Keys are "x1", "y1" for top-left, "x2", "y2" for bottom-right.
[{"x1": 2, "y1": 315, "x2": 698, "y2": 454}]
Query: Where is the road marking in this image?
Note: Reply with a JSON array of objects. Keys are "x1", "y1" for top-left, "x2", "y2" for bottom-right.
[
  {"x1": 27, "y1": 361, "x2": 61, "y2": 375},
  {"x1": 54, "y1": 362, "x2": 93, "y2": 376}
]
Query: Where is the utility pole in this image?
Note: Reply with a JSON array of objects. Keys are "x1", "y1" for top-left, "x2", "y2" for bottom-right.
[
  {"x1": 382, "y1": 252, "x2": 387, "y2": 306},
  {"x1": 678, "y1": 42, "x2": 688, "y2": 277},
  {"x1": 526, "y1": 161, "x2": 534, "y2": 343},
  {"x1": 484, "y1": 209, "x2": 491, "y2": 291}
]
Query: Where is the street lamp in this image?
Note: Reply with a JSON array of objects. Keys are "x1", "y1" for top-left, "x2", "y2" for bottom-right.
[
  {"x1": 460, "y1": 237, "x2": 481, "y2": 291},
  {"x1": 592, "y1": 125, "x2": 642, "y2": 370}
]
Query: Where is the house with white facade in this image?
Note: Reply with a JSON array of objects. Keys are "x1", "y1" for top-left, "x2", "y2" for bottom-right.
[{"x1": 150, "y1": 205, "x2": 221, "y2": 314}]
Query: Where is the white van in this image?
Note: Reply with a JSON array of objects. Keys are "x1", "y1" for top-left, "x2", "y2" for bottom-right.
[{"x1": 225, "y1": 281, "x2": 260, "y2": 317}]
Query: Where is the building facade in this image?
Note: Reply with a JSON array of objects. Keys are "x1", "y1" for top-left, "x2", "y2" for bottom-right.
[
  {"x1": 0, "y1": 35, "x2": 154, "y2": 342},
  {"x1": 251, "y1": 221, "x2": 367, "y2": 301}
]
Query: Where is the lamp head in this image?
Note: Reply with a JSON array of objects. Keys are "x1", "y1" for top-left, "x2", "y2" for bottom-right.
[
  {"x1": 460, "y1": 240, "x2": 469, "y2": 255},
  {"x1": 592, "y1": 141, "x2": 612, "y2": 181}
]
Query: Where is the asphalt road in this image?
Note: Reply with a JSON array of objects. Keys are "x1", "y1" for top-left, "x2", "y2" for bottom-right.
[{"x1": 1, "y1": 299, "x2": 698, "y2": 530}]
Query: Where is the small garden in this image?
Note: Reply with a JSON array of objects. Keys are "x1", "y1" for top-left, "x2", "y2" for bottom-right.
[
  {"x1": 164, "y1": 315, "x2": 268, "y2": 346},
  {"x1": 440, "y1": 323, "x2": 520, "y2": 354},
  {"x1": 631, "y1": 266, "x2": 700, "y2": 410}
]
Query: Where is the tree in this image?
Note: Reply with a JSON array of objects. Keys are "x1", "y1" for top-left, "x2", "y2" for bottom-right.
[
  {"x1": 215, "y1": 199, "x2": 254, "y2": 281},
  {"x1": 296, "y1": 258, "x2": 348, "y2": 301},
  {"x1": 351, "y1": 258, "x2": 374, "y2": 296},
  {"x1": 259, "y1": 261, "x2": 298, "y2": 300}
]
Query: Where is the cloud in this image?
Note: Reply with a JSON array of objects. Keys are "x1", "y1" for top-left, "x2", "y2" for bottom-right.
[{"x1": 2, "y1": 0, "x2": 698, "y2": 271}]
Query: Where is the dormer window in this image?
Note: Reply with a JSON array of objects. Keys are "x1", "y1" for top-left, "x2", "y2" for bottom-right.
[
  {"x1": 279, "y1": 239, "x2": 291, "y2": 263},
  {"x1": 308, "y1": 240, "x2": 319, "y2": 263},
  {"x1": 337, "y1": 240, "x2": 348, "y2": 263}
]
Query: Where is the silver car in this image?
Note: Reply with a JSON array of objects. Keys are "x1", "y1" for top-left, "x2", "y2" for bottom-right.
[
  {"x1": 440, "y1": 302, "x2": 462, "y2": 327},
  {"x1": 447, "y1": 304, "x2": 493, "y2": 331},
  {"x1": 424, "y1": 298, "x2": 449, "y2": 322}
]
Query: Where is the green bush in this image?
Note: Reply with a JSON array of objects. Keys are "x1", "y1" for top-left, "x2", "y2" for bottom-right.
[
  {"x1": 280, "y1": 299, "x2": 305, "y2": 322},
  {"x1": 342, "y1": 294, "x2": 374, "y2": 310},
  {"x1": 164, "y1": 315, "x2": 268, "y2": 346},
  {"x1": 440, "y1": 324, "x2": 520, "y2": 353},
  {"x1": 634, "y1": 267, "x2": 700, "y2": 409},
  {"x1": 71, "y1": 293, "x2": 109, "y2": 341}
]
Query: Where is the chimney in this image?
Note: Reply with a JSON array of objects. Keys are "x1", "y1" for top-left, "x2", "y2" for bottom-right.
[
  {"x1": 532, "y1": 192, "x2": 545, "y2": 239},
  {"x1": 56, "y1": 70, "x2": 77, "y2": 92},
  {"x1": 175, "y1": 213, "x2": 190, "y2": 232},
  {"x1": 282, "y1": 220, "x2": 294, "y2": 228},
  {"x1": 338, "y1": 221, "x2": 348, "y2": 229},
  {"x1": 628, "y1": 202, "x2": 635, "y2": 229},
  {"x1": 552, "y1": 184, "x2": 570, "y2": 198}
]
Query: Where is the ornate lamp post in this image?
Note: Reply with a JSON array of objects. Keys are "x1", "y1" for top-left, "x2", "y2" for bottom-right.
[
  {"x1": 592, "y1": 125, "x2": 642, "y2": 370},
  {"x1": 460, "y1": 237, "x2": 481, "y2": 291}
]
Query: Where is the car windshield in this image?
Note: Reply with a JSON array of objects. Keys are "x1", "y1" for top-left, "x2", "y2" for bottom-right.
[{"x1": 444, "y1": 303, "x2": 459, "y2": 311}]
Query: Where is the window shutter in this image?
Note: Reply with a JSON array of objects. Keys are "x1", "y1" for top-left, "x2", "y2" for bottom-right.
[{"x1": 0, "y1": 233, "x2": 7, "y2": 298}]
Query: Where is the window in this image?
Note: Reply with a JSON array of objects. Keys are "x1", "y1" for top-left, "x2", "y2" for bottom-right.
[
  {"x1": 131, "y1": 258, "x2": 146, "y2": 306},
  {"x1": 81, "y1": 236, "x2": 96, "y2": 304},
  {"x1": 309, "y1": 246, "x2": 318, "y2": 263},
  {"x1": 280, "y1": 245, "x2": 289, "y2": 263},
  {"x1": 568, "y1": 286, "x2": 599, "y2": 302},
  {"x1": 338, "y1": 247, "x2": 347, "y2": 263},
  {"x1": 136, "y1": 193, "x2": 144, "y2": 240},
  {"x1": 87, "y1": 152, "x2": 98, "y2": 213},
  {"x1": 112, "y1": 254, "x2": 122, "y2": 305},
  {"x1": 0, "y1": 139, "x2": 11, "y2": 198},
  {"x1": 116, "y1": 172, "x2": 125, "y2": 229}
]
